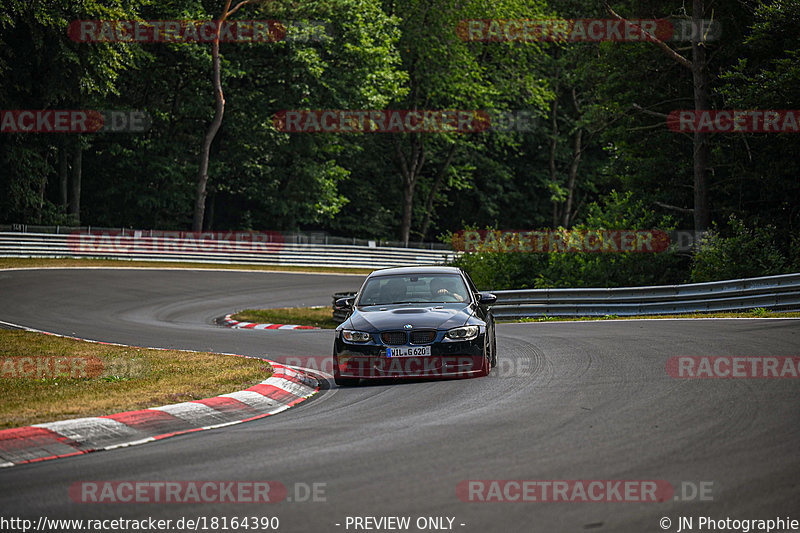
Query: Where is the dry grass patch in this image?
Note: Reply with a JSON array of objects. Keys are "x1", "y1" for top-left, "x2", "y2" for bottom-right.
[
  {"x1": 231, "y1": 307, "x2": 800, "y2": 329},
  {"x1": 232, "y1": 306, "x2": 339, "y2": 329},
  {"x1": 0, "y1": 329, "x2": 271, "y2": 429}
]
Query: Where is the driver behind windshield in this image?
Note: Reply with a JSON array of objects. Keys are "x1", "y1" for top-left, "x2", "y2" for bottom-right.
[{"x1": 429, "y1": 277, "x2": 467, "y2": 302}]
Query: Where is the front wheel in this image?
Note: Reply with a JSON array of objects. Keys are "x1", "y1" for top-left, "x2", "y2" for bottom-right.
[
  {"x1": 490, "y1": 328, "x2": 497, "y2": 368},
  {"x1": 334, "y1": 375, "x2": 360, "y2": 387},
  {"x1": 477, "y1": 336, "x2": 491, "y2": 377},
  {"x1": 333, "y1": 353, "x2": 359, "y2": 386}
]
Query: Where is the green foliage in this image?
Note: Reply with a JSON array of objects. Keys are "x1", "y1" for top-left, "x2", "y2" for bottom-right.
[
  {"x1": 451, "y1": 191, "x2": 686, "y2": 290},
  {"x1": 690, "y1": 216, "x2": 791, "y2": 283},
  {"x1": 0, "y1": 0, "x2": 145, "y2": 224},
  {"x1": 0, "y1": 0, "x2": 797, "y2": 292},
  {"x1": 716, "y1": 0, "x2": 800, "y2": 238}
]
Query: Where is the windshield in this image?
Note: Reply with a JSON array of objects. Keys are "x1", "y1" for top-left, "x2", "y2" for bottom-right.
[{"x1": 357, "y1": 274, "x2": 470, "y2": 305}]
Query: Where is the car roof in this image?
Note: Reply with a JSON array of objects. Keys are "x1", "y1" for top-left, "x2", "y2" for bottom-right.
[{"x1": 367, "y1": 266, "x2": 463, "y2": 278}]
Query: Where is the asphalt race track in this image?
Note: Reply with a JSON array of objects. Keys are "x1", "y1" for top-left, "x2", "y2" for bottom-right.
[{"x1": 0, "y1": 268, "x2": 798, "y2": 532}]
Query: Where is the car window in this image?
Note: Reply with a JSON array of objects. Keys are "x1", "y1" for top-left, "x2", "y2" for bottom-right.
[
  {"x1": 357, "y1": 274, "x2": 470, "y2": 305},
  {"x1": 463, "y1": 271, "x2": 479, "y2": 294}
]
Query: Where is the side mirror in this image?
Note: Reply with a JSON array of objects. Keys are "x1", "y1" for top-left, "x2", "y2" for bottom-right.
[
  {"x1": 478, "y1": 292, "x2": 497, "y2": 305},
  {"x1": 335, "y1": 297, "x2": 355, "y2": 310}
]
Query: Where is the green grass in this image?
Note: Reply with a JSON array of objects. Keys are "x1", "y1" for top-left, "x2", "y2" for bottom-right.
[
  {"x1": 0, "y1": 257, "x2": 374, "y2": 275},
  {"x1": 232, "y1": 306, "x2": 340, "y2": 328},
  {"x1": 0, "y1": 329, "x2": 272, "y2": 429},
  {"x1": 233, "y1": 305, "x2": 799, "y2": 329}
]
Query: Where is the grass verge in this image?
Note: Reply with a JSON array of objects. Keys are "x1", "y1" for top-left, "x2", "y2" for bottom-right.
[
  {"x1": 232, "y1": 306, "x2": 799, "y2": 329},
  {"x1": 232, "y1": 307, "x2": 339, "y2": 329},
  {"x1": 0, "y1": 329, "x2": 271, "y2": 429},
  {"x1": 0, "y1": 257, "x2": 373, "y2": 275}
]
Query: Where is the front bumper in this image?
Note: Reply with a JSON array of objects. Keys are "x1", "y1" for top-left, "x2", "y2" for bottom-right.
[
  {"x1": 333, "y1": 335, "x2": 485, "y2": 379},
  {"x1": 335, "y1": 354, "x2": 486, "y2": 379}
]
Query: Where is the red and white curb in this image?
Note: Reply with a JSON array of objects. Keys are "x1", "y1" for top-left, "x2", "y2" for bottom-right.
[
  {"x1": 221, "y1": 313, "x2": 318, "y2": 330},
  {"x1": 0, "y1": 322, "x2": 320, "y2": 468}
]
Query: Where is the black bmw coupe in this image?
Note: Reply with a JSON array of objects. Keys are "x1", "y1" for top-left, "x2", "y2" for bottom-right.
[{"x1": 332, "y1": 266, "x2": 497, "y2": 386}]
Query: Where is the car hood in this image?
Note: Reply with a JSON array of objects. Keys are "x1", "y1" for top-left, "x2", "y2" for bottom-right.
[{"x1": 347, "y1": 304, "x2": 473, "y2": 331}]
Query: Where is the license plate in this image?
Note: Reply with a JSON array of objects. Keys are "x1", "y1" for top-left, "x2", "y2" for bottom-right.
[{"x1": 387, "y1": 346, "x2": 431, "y2": 357}]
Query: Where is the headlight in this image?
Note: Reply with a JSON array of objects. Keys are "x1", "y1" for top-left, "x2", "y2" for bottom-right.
[
  {"x1": 446, "y1": 325, "x2": 479, "y2": 340},
  {"x1": 342, "y1": 330, "x2": 372, "y2": 342}
]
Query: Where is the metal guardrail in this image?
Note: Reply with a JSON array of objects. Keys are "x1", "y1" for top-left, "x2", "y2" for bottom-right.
[
  {"x1": 5, "y1": 228, "x2": 796, "y2": 316},
  {"x1": 490, "y1": 273, "x2": 800, "y2": 317},
  {"x1": 0, "y1": 225, "x2": 451, "y2": 250},
  {"x1": 330, "y1": 273, "x2": 800, "y2": 321},
  {"x1": 0, "y1": 231, "x2": 457, "y2": 269}
]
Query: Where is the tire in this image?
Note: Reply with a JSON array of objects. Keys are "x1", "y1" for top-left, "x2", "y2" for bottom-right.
[
  {"x1": 333, "y1": 353, "x2": 360, "y2": 386},
  {"x1": 477, "y1": 336, "x2": 491, "y2": 377},
  {"x1": 490, "y1": 327, "x2": 498, "y2": 368},
  {"x1": 334, "y1": 375, "x2": 360, "y2": 387}
]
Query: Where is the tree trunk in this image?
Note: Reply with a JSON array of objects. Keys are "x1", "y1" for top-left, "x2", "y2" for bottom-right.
[
  {"x1": 193, "y1": 30, "x2": 226, "y2": 232},
  {"x1": 69, "y1": 143, "x2": 82, "y2": 225},
  {"x1": 606, "y1": 1, "x2": 710, "y2": 234},
  {"x1": 418, "y1": 144, "x2": 456, "y2": 240},
  {"x1": 35, "y1": 175, "x2": 45, "y2": 224},
  {"x1": 691, "y1": 0, "x2": 710, "y2": 231},
  {"x1": 562, "y1": 128, "x2": 583, "y2": 228},
  {"x1": 401, "y1": 180, "x2": 415, "y2": 245},
  {"x1": 549, "y1": 96, "x2": 560, "y2": 227},
  {"x1": 394, "y1": 134, "x2": 426, "y2": 245},
  {"x1": 59, "y1": 142, "x2": 69, "y2": 212},
  {"x1": 192, "y1": 0, "x2": 255, "y2": 231},
  {"x1": 562, "y1": 88, "x2": 583, "y2": 228}
]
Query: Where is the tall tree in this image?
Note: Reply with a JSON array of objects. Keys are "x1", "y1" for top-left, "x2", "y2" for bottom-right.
[
  {"x1": 605, "y1": 1, "x2": 711, "y2": 231},
  {"x1": 384, "y1": 0, "x2": 551, "y2": 245},
  {"x1": 0, "y1": 0, "x2": 142, "y2": 225},
  {"x1": 193, "y1": 0, "x2": 258, "y2": 231}
]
